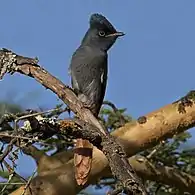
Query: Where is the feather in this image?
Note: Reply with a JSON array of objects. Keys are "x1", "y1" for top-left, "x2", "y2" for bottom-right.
[{"x1": 70, "y1": 46, "x2": 108, "y2": 116}]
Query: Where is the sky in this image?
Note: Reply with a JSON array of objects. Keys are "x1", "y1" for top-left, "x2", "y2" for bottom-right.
[{"x1": 0, "y1": 0, "x2": 195, "y2": 193}]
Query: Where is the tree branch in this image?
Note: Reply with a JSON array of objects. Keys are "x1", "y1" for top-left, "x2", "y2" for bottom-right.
[
  {"x1": 0, "y1": 49, "x2": 148, "y2": 194},
  {"x1": 2, "y1": 49, "x2": 195, "y2": 194},
  {"x1": 17, "y1": 91, "x2": 195, "y2": 195}
]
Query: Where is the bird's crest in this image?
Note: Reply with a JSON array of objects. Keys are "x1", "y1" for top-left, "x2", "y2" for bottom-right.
[{"x1": 90, "y1": 13, "x2": 117, "y2": 33}]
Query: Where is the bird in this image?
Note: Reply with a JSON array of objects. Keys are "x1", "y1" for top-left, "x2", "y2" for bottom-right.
[{"x1": 69, "y1": 13, "x2": 124, "y2": 185}]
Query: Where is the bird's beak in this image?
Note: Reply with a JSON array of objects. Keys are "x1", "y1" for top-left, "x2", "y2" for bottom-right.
[{"x1": 106, "y1": 31, "x2": 125, "y2": 37}]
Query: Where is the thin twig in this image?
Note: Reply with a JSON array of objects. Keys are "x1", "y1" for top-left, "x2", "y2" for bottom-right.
[
  {"x1": 0, "y1": 182, "x2": 25, "y2": 185},
  {"x1": 0, "y1": 133, "x2": 55, "y2": 146},
  {"x1": 103, "y1": 100, "x2": 127, "y2": 126},
  {"x1": 3, "y1": 160, "x2": 27, "y2": 182},
  {"x1": 146, "y1": 141, "x2": 165, "y2": 159},
  {"x1": 15, "y1": 108, "x2": 62, "y2": 122},
  {"x1": 21, "y1": 168, "x2": 37, "y2": 195}
]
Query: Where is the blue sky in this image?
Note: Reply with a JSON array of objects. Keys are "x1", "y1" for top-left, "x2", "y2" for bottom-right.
[{"x1": 0, "y1": 0, "x2": 195, "y2": 190}]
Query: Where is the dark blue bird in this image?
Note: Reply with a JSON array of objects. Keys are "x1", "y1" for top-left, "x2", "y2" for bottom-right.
[{"x1": 69, "y1": 13, "x2": 124, "y2": 185}]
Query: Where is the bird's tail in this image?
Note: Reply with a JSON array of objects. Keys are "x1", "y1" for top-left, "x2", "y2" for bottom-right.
[{"x1": 74, "y1": 138, "x2": 93, "y2": 185}]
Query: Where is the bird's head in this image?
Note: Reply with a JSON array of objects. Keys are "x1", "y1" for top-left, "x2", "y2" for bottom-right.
[{"x1": 81, "y1": 13, "x2": 125, "y2": 51}]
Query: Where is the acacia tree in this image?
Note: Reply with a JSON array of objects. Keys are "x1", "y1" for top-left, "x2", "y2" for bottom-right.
[{"x1": 0, "y1": 49, "x2": 194, "y2": 195}]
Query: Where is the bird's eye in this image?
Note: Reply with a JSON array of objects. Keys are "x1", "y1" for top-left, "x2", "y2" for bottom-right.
[{"x1": 98, "y1": 31, "x2": 106, "y2": 37}]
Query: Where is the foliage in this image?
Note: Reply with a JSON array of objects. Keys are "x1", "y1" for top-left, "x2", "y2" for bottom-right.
[{"x1": 0, "y1": 102, "x2": 22, "y2": 117}]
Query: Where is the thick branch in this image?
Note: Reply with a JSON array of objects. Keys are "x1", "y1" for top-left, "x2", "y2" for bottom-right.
[{"x1": 113, "y1": 94, "x2": 195, "y2": 156}]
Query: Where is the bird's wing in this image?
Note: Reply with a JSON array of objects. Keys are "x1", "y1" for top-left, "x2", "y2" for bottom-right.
[{"x1": 69, "y1": 47, "x2": 108, "y2": 115}]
